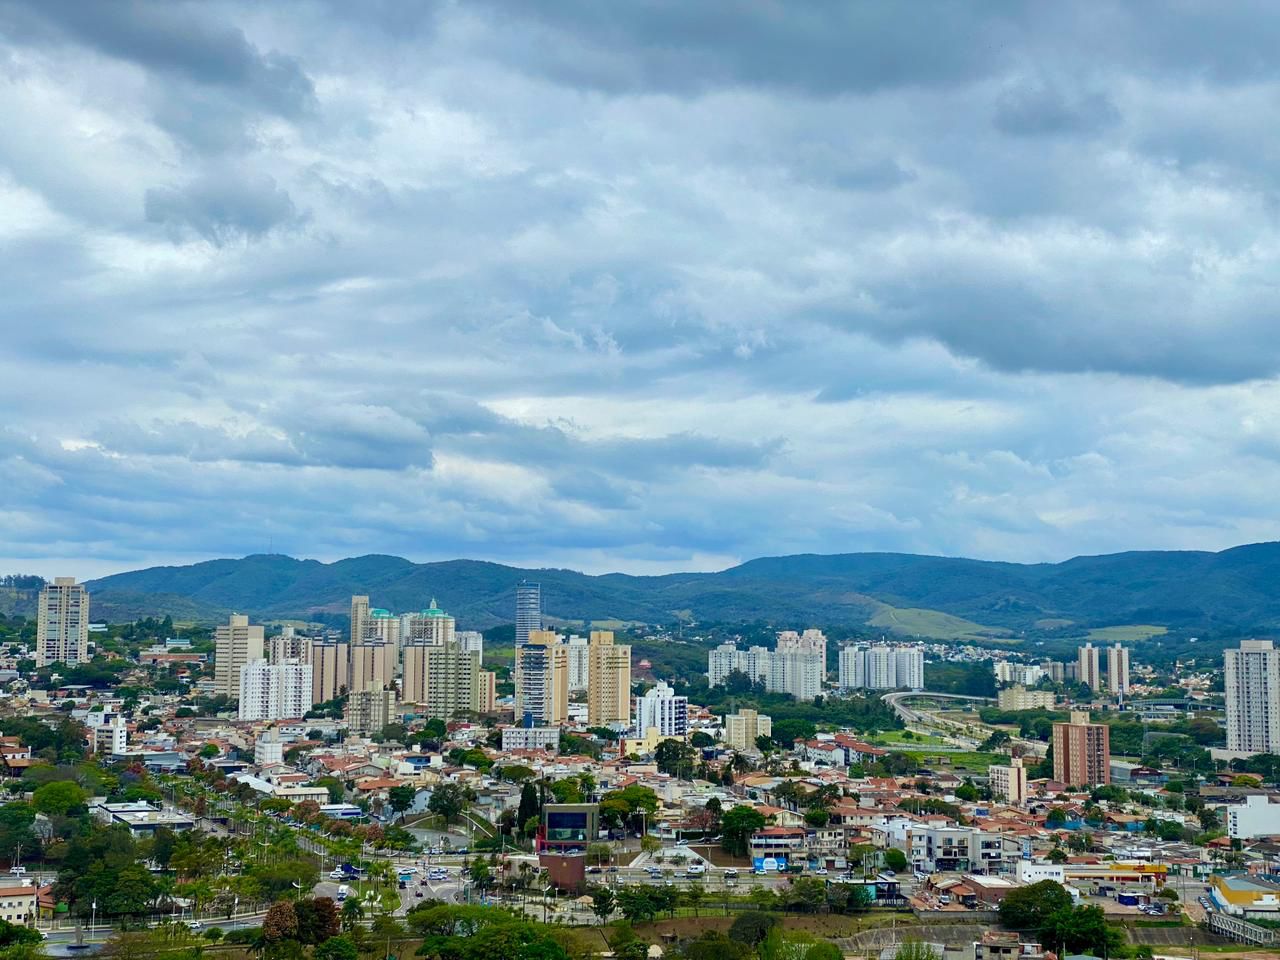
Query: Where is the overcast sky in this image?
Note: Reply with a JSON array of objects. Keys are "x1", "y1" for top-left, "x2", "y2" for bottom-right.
[{"x1": 4, "y1": 2, "x2": 1280, "y2": 579}]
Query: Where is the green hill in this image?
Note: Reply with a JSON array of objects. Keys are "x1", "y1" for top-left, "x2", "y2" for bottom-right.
[{"x1": 76, "y1": 541, "x2": 1280, "y2": 634}]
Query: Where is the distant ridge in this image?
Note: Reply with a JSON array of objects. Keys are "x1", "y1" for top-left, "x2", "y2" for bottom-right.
[{"x1": 77, "y1": 541, "x2": 1280, "y2": 636}]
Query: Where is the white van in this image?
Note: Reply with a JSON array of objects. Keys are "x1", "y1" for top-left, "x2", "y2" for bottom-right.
[{"x1": 337, "y1": 885, "x2": 350, "y2": 901}]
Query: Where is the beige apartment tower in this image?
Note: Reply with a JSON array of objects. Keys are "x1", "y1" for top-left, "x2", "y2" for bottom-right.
[
  {"x1": 307, "y1": 639, "x2": 350, "y2": 704},
  {"x1": 215, "y1": 614, "x2": 265, "y2": 700},
  {"x1": 350, "y1": 640, "x2": 395, "y2": 694},
  {"x1": 350, "y1": 595, "x2": 370, "y2": 643},
  {"x1": 1077, "y1": 643, "x2": 1102, "y2": 692},
  {"x1": 587, "y1": 631, "x2": 632, "y2": 727},
  {"x1": 35, "y1": 577, "x2": 91, "y2": 667},
  {"x1": 516, "y1": 630, "x2": 569, "y2": 726},
  {"x1": 477, "y1": 669, "x2": 497, "y2": 713},
  {"x1": 345, "y1": 683, "x2": 397, "y2": 737},
  {"x1": 402, "y1": 639, "x2": 482, "y2": 720},
  {"x1": 1052, "y1": 710, "x2": 1111, "y2": 786},
  {"x1": 1107, "y1": 643, "x2": 1131, "y2": 695},
  {"x1": 989, "y1": 757, "x2": 1028, "y2": 805},
  {"x1": 724, "y1": 709, "x2": 772, "y2": 751}
]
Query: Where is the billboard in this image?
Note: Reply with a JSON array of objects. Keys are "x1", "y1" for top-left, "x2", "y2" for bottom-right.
[{"x1": 752, "y1": 856, "x2": 787, "y2": 872}]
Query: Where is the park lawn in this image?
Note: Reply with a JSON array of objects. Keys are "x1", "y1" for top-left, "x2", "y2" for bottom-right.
[
  {"x1": 890, "y1": 749, "x2": 1004, "y2": 772},
  {"x1": 866, "y1": 730, "x2": 948, "y2": 747}
]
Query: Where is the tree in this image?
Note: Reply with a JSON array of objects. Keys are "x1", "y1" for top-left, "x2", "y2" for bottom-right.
[
  {"x1": 684, "y1": 932, "x2": 750, "y2": 960},
  {"x1": 294, "y1": 897, "x2": 340, "y2": 945},
  {"x1": 883, "y1": 848, "x2": 908, "y2": 872},
  {"x1": 894, "y1": 942, "x2": 940, "y2": 960},
  {"x1": 691, "y1": 731, "x2": 715, "y2": 748},
  {"x1": 804, "y1": 808, "x2": 829, "y2": 827},
  {"x1": 588, "y1": 885, "x2": 615, "y2": 924},
  {"x1": 32, "y1": 781, "x2": 88, "y2": 816},
  {"x1": 339, "y1": 898, "x2": 363, "y2": 931},
  {"x1": 683, "y1": 883, "x2": 705, "y2": 917},
  {"x1": 387, "y1": 785, "x2": 416, "y2": 821},
  {"x1": 1042, "y1": 905, "x2": 1122, "y2": 956},
  {"x1": 720, "y1": 805, "x2": 766, "y2": 856},
  {"x1": 999, "y1": 880, "x2": 1073, "y2": 931},
  {"x1": 263, "y1": 901, "x2": 299, "y2": 943},
  {"x1": 1045, "y1": 807, "x2": 1067, "y2": 827},
  {"x1": 616, "y1": 888, "x2": 658, "y2": 923},
  {"x1": 314, "y1": 935, "x2": 359, "y2": 960},
  {"x1": 786, "y1": 878, "x2": 827, "y2": 913},
  {"x1": 518, "y1": 782, "x2": 541, "y2": 831},
  {"x1": 428, "y1": 782, "x2": 470, "y2": 822},
  {"x1": 728, "y1": 911, "x2": 778, "y2": 947},
  {"x1": 654, "y1": 739, "x2": 697, "y2": 777}
]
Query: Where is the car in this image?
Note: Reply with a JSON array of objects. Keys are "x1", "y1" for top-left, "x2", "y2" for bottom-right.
[
  {"x1": 675, "y1": 839, "x2": 689, "y2": 846},
  {"x1": 8, "y1": 867, "x2": 25, "y2": 876},
  {"x1": 608, "y1": 866, "x2": 619, "y2": 872},
  {"x1": 187, "y1": 922, "x2": 201, "y2": 931},
  {"x1": 415, "y1": 890, "x2": 424, "y2": 898},
  {"x1": 587, "y1": 866, "x2": 602, "y2": 874},
  {"x1": 329, "y1": 870, "x2": 346, "y2": 880},
  {"x1": 813, "y1": 868, "x2": 828, "y2": 876}
]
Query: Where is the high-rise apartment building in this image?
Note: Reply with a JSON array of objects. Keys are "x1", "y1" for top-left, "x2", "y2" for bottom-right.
[
  {"x1": 350, "y1": 641, "x2": 395, "y2": 694},
  {"x1": 401, "y1": 600, "x2": 454, "y2": 645},
  {"x1": 35, "y1": 577, "x2": 91, "y2": 667},
  {"x1": 215, "y1": 614, "x2": 265, "y2": 700},
  {"x1": 477, "y1": 669, "x2": 497, "y2": 713},
  {"x1": 635, "y1": 681, "x2": 689, "y2": 739},
  {"x1": 1052, "y1": 710, "x2": 1110, "y2": 786},
  {"x1": 724, "y1": 709, "x2": 772, "y2": 751},
  {"x1": 566, "y1": 636, "x2": 591, "y2": 691},
  {"x1": 402, "y1": 639, "x2": 482, "y2": 719},
  {"x1": 709, "y1": 639, "x2": 828, "y2": 701},
  {"x1": 345, "y1": 684, "x2": 397, "y2": 737},
  {"x1": 989, "y1": 757, "x2": 1027, "y2": 805},
  {"x1": 350, "y1": 595, "x2": 370, "y2": 643},
  {"x1": 995, "y1": 661, "x2": 1046, "y2": 687},
  {"x1": 307, "y1": 639, "x2": 350, "y2": 704},
  {"x1": 587, "y1": 631, "x2": 631, "y2": 727},
  {"x1": 268, "y1": 626, "x2": 305, "y2": 664},
  {"x1": 515, "y1": 581, "x2": 541, "y2": 647},
  {"x1": 838, "y1": 644, "x2": 925, "y2": 691},
  {"x1": 1225, "y1": 640, "x2": 1280, "y2": 754},
  {"x1": 1106, "y1": 643, "x2": 1131, "y2": 696},
  {"x1": 769, "y1": 645, "x2": 824, "y2": 701},
  {"x1": 1077, "y1": 643, "x2": 1102, "y2": 692},
  {"x1": 458, "y1": 631, "x2": 484, "y2": 658},
  {"x1": 238, "y1": 659, "x2": 313, "y2": 721},
  {"x1": 515, "y1": 630, "x2": 568, "y2": 727}
]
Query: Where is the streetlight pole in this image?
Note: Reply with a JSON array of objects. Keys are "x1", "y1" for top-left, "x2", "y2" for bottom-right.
[{"x1": 90, "y1": 901, "x2": 96, "y2": 937}]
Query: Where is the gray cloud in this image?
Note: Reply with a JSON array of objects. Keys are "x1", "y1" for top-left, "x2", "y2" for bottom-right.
[{"x1": 5, "y1": 4, "x2": 1280, "y2": 578}]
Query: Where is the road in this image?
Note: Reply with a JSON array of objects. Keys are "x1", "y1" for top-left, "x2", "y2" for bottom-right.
[{"x1": 882, "y1": 691, "x2": 1048, "y2": 757}]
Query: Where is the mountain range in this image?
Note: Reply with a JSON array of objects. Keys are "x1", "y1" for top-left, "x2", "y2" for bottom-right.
[{"x1": 71, "y1": 541, "x2": 1280, "y2": 638}]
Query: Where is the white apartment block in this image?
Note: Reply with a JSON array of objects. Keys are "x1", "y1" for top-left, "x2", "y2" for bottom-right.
[
  {"x1": 238, "y1": 659, "x2": 314, "y2": 721},
  {"x1": 501, "y1": 726, "x2": 561, "y2": 751},
  {"x1": 1225, "y1": 640, "x2": 1280, "y2": 754},
  {"x1": 838, "y1": 644, "x2": 925, "y2": 691},
  {"x1": 566, "y1": 635, "x2": 591, "y2": 691},
  {"x1": 709, "y1": 639, "x2": 825, "y2": 701},
  {"x1": 635, "y1": 681, "x2": 689, "y2": 739},
  {"x1": 215, "y1": 614, "x2": 265, "y2": 701},
  {"x1": 995, "y1": 661, "x2": 1046, "y2": 687},
  {"x1": 1226, "y1": 795, "x2": 1280, "y2": 839},
  {"x1": 457, "y1": 630, "x2": 484, "y2": 658},
  {"x1": 36, "y1": 577, "x2": 90, "y2": 667},
  {"x1": 516, "y1": 631, "x2": 568, "y2": 727}
]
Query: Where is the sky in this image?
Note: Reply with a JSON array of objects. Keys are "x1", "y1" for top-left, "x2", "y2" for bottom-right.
[{"x1": 4, "y1": 2, "x2": 1280, "y2": 579}]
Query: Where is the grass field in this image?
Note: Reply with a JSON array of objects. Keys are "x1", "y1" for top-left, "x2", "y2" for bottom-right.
[
  {"x1": 1087, "y1": 624, "x2": 1168, "y2": 642},
  {"x1": 865, "y1": 730, "x2": 949, "y2": 747},
  {"x1": 1035, "y1": 618, "x2": 1075, "y2": 630},
  {"x1": 888, "y1": 749, "x2": 1003, "y2": 772},
  {"x1": 868, "y1": 603, "x2": 1015, "y2": 642}
]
